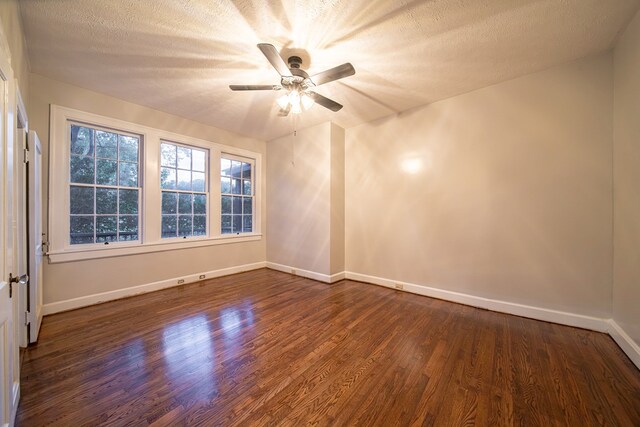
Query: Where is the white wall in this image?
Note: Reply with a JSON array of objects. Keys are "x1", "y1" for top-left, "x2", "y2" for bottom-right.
[
  {"x1": 345, "y1": 53, "x2": 614, "y2": 318},
  {"x1": 0, "y1": 0, "x2": 29, "y2": 109},
  {"x1": 330, "y1": 124, "x2": 345, "y2": 274},
  {"x1": 267, "y1": 123, "x2": 331, "y2": 274},
  {"x1": 29, "y1": 74, "x2": 267, "y2": 305},
  {"x1": 613, "y1": 9, "x2": 640, "y2": 348},
  {"x1": 266, "y1": 122, "x2": 345, "y2": 277}
]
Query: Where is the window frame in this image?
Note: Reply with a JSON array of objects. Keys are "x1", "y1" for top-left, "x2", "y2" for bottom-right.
[
  {"x1": 220, "y1": 153, "x2": 255, "y2": 235},
  {"x1": 159, "y1": 140, "x2": 210, "y2": 241},
  {"x1": 67, "y1": 122, "x2": 143, "y2": 248},
  {"x1": 48, "y1": 105, "x2": 262, "y2": 263}
]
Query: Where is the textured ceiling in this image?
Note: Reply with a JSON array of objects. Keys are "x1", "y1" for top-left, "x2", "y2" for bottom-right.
[{"x1": 19, "y1": 0, "x2": 640, "y2": 141}]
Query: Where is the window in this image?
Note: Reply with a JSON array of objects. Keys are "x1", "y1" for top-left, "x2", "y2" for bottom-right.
[
  {"x1": 49, "y1": 106, "x2": 262, "y2": 263},
  {"x1": 221, "y1": 157, "x2": 253, "y2": 234},
  {"x1": 69, "y1": 124, "x2": 140, "y2": 245},
  {"x1": 160, "y1": 141, "x2": 208, "y2": 238}
]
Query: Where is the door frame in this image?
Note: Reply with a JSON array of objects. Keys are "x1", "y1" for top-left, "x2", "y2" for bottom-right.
[
  {"x1": 16, "y1": 88, "x2": 28, "y2": 349},
  {"x1": 26, "y1": 130, "x2": 43, "y2": 344}
]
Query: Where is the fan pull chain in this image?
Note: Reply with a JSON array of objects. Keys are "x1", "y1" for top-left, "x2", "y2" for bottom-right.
[{"x1": 291, "y1": 113, "x2": 297, "y2": 167}]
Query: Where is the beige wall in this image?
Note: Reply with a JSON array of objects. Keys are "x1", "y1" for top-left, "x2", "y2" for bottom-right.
[
  {"x1": 29, "y1": 74, "x2": 267, "y2": 304},
  {"x1": 2, "y1": 0, "x2": 635, "y2": 357},
  {"x1": 330, "y1": 123, "x2": 345, "y2": 274},
  {"x1": 266, "y1": 122, "x2": 345, "y2": 276},
  {"x1": 267, "y1": 122, "x2": 332, "y2": 274},
  {"x1": 0, "y1": 0, "x2": 29, "y2": 110},
  {"x1": 613, "y1": 10, "x2": 640, "y2": 346},
  {"x1": 345, "y1": 54, "x2": 614, "y2": 317}
]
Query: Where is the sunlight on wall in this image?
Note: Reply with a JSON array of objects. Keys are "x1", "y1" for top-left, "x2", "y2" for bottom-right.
[
  {"x1": 400, "y1": 157, "x2": 424, "y2": 174},
  {"x1": 345, "y1": 54, "x2": 614, "y2": 317}
]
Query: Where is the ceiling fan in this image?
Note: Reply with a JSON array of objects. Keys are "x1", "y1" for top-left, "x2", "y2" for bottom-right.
[{"x1": 230, "y1": 43, "x2": 355, "y2": 115}]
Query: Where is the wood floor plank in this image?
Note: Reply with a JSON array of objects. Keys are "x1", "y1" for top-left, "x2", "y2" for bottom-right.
[{"x1": 16, "y1": 268, "x2": 640, "y2": 426}]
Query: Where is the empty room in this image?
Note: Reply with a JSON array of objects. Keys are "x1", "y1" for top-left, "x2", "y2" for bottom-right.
[{"x1": 0, "y1": 0, "x2": 639, "y2": 425}]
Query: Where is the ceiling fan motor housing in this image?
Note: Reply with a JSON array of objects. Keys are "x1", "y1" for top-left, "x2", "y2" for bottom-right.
[
  {"x1": 281, "y1": 56, "x2": 313, "y2": 91},
  {"x1": 288, "y1": 56, "x2": 303, "y2": 69}
]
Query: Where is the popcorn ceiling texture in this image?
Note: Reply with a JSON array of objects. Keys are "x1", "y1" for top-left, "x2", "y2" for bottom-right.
[{"x1": 19, "y1": 0, "x2": 640, "y2": 140}]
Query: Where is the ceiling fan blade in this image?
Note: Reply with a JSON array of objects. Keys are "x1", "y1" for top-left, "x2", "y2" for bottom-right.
[
  {"x1": 308, "y1": 92, "x2": 343, "y2": 112},
  {"x1": 257, "y1": 43, "x2": 292, "y2": 78},
  {"x1": 229, "y1": 84, "x2": 281, "y2": 91},
  {"x1": 310, "y1": 63, "x2": 355, "y2": 86}
]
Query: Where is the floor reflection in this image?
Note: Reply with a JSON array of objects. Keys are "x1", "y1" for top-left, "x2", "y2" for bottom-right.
[
  {"x1": 124, "y1": 337, "x2": 145, "y2": 369},
  {"x1": 220, "y1": 308, "x2": 242, "y2": 337},
  {"x1": 218, "y1": 301, "x2": 256, "y2": 363},
  {"x1": 220, "y1": 301, "x2": 255, "y2": 339},
  {"x1": 162, "y1": 314, "x2": 217, "y2": 397}
]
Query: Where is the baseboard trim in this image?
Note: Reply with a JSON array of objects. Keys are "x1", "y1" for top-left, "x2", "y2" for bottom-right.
[
  {"x1": 265, "y1": 262, "x2": 345, "y2": 284},
  {"x1": 607, "y1": 320, "x2": 640, "y2": 369},
  {"x1": 345, "y1": 271, "x2": 610, "y2": 333},
  {"x1": 330, "y1": 271, "x2": 346, "y2": 282},
  {"x1": 41, "y1": 263, "x2": 639, "y2": 371},
  {"x1": 42, "y1": 261, "x2": 267, "y2": 315}
]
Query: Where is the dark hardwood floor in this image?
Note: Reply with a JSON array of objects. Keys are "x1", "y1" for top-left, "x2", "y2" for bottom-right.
[{"x1": 16, "y1": 268, "x2": 640, "y2": 426}]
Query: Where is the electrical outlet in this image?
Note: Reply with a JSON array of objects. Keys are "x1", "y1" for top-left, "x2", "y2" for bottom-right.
[
  {"x1": 395, "y1": 283, "x2": 404, "y2": 290},
  {"x1": 177, "y1": 279, "x2": 185, "y2": 284},
  {"x1": 199, "y1": 275, "x2": 206, "y2": 280}
]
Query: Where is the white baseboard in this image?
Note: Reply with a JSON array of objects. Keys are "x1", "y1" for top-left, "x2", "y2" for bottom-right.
[
  {"x1": 41, "y1": 262, "x2": 640, "y2": 371},
  {"x1": 607, "y1": 320, "x2": 640, "y2": 370},
  {"x1": 346, "y1": 271, "x2": 640, "y2": 369},
  {"x1": 42, "y1": 261, "x2": 267, "y2": 315},
  {"x1": 265, "y1": 262, "x2": 345, "y2": 284},
  {"x1": 345, "y1": 271, "x2": 610, "y2": 333},
  {"x1": 330, "y1": 271, "x2": 346, "y2": 282}
]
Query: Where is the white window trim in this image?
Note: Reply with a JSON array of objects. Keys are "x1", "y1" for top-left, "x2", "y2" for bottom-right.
[
  {"x1": 68, "y1": 122, "x2": 143, "y2": 248},
  {"x1": 220, "y1": 152, "x2": 256, "y2": 235},
  {"x1": 159, "y1": 140, "x2": 210, "y2": 240},
  {"x1": 48, "y1": 105, "x2": 262, "y2": 263}
]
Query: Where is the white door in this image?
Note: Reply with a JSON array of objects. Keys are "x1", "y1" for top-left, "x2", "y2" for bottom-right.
[
  {"x1": 0, "y1": 73, "x2": 10, "y2": 426},
  {"x1": 27, "y1": 131, "x2": 43, "y2": 343},
  {"x1": 0, "y1": 38, "x2": 20, "y2": 427}
]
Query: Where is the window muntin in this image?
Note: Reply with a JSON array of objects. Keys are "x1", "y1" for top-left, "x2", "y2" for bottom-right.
[
  {"x1": 50, "y1": 106, "x2": 262, "y2": 262},
  {"x1": 221, "y1": 157, "x2": 253, "y2": 234},
  {"x1": 69, "y1": 124, "x2": 141, "y2": 245},
  {"x1": 160, "y1": 141, "x2": 208, "y2": 238}
]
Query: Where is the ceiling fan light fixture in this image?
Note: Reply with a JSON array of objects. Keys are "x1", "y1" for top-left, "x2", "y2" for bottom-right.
[
  {"x1": 277, "y1": 89, "x2": 315, "y2": 114},
  {"x1": 301, "y1": 92, "x2": 314, "y2": 110},
  {"x1": 276, "y1": 94, "x2": 290, "y2": 109},
  {"x1": 290, "y1": 99, "x2": 302, "y2": 114},
  {"x1": 289, "y1": 90, "x2": 301, "y2": 107}
]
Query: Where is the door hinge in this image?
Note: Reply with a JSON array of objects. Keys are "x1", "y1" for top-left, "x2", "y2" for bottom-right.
[
  {"x1": 41, "y1": 233, "x2": 49, "y2": 253},
  {"x1": 23, "y1": 148, "x2": 29, "y2": 164},
  {"x1": 24, "y1": 311, "x2": 29, "y2": 326}
]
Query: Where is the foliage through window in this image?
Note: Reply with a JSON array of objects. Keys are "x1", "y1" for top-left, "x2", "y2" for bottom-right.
[
  {"x1": 221, "y1": 157, "x2": 253, "y2": 234},
  {"x1": 69, "y1": 124, "x2": 140, "y2": 244},
  {"x1": 160, "y1": 141, "x2": 208, "y2": 238},
  {"x1": 51, "y1": 106, "x2": 262, "y2": 261}
]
